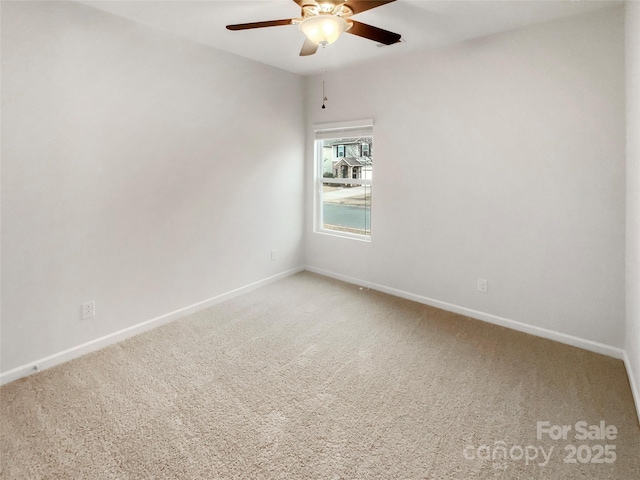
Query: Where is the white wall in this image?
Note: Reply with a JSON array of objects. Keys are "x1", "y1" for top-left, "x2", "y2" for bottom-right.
[
  {"x1": 626, "y1": 0, "x2": 640, "y2": 418},
  {"x1": 1, "y1": 1, "x2": 305, "y2": 374},
  {"x1": 305, "y1": 6, "x2": 626, "y2": 351}
]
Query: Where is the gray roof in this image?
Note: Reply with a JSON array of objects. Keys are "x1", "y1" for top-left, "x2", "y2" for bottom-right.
[
  {"x1": 323, "y1": 139, "x2": 364, "y2": 146},
  {"x1": 334, "y1": 157, "x2": 372, "y2": 167}
]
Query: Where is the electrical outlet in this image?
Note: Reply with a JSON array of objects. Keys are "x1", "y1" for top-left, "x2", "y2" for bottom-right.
[
  {"x1": 271, "y1": 250, "x2": 277, "y2": 261},
  {"x1": 82, "y1": 301, "x2": 95, "y2": 319},
  {"x1": 477, "y1": 278, "x2": 488, "y2": 294}
]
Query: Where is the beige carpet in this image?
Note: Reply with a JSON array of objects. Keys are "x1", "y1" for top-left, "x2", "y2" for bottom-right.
[{"x1": 1, "y1": 271, "x2": 639, "y2": 479}]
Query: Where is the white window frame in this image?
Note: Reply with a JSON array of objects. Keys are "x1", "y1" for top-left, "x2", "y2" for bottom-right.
[{"x1": 313, "y1": 119, "x2": 374, "y2": 241}]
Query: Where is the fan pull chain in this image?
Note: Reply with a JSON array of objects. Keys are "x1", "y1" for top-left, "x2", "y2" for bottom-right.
[
  {"x1": 321, "y1": 46, "x2": 329, "y2": 110},
  {"x1": 322, "y1": 80, "x2": 327, "y2": 109}
]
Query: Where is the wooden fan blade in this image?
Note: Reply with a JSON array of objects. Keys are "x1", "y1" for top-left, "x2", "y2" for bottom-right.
[
  {"x1": 347, "y1": 20, "x2": 401, "y2": 45},
  {"x1": 345, "y1": 0, "x2": 396, "y2": 15},
  {"x1": 226, "y1": 19, "x2": 295, "y2": 30},
  {"x1": 292, "y1": 0, "x2": 318, "y2": 7},
  {"x1": 300, "y1": 38, "x2": 319, "y2": 56}
]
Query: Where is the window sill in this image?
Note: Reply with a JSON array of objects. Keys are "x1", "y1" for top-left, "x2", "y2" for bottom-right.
[{"x1": 314, "y1": 228, "x2": 371, "y2": 243}]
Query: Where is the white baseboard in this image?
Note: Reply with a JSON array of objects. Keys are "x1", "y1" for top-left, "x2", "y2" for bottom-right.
[
  {"x1": 0, "y1": 266, "x2": 305, "y2": 386},
  {"x1": 305, "y1": 265, "x2": 625, "y2": 360},
  {"x1": 623, "y1": 351, "x2": 640, "y2": 426}
]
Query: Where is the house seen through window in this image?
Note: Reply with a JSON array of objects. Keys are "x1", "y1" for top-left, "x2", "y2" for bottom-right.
[{"x1": 315, "y1": 121, "x2": 373, "y2": 240}]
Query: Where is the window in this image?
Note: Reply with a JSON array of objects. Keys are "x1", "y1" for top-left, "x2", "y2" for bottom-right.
[{"x1": 314, "y1": 120, "x2": 373, "y2": 240}]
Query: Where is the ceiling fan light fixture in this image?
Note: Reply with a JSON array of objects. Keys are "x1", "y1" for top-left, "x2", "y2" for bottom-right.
[{"x1": 299, "y1": 14, "x2": 348, "y2": 46}]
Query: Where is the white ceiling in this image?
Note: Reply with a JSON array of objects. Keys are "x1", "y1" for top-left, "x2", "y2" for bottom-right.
[{"x1": 80, "y1": 0, "x2": 619, "y2": 76}]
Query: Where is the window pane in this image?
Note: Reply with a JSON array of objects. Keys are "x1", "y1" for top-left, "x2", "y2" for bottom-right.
[
  {"x1": 322, "y1": 184, "x2": 371, "y2": 236},
  {"x1": 317, "y1": 133, "x2": 372, "y2": 239}
]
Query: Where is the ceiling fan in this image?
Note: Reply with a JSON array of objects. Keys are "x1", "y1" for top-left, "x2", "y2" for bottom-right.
[{"x1": 226, "y1": 0, "x2": 401, "y2": 56}]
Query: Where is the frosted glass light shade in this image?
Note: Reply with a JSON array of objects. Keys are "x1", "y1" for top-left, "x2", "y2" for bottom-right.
[{"x1": 299, "y1": 15, "x2": 348, "y2": 46}]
